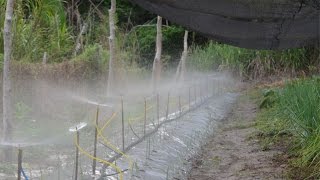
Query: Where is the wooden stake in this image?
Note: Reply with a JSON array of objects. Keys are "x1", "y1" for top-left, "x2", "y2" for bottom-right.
[
  {"x1": 200, "y1": 84, "x2": 202, "y2": 103},
  {"x1": 189, "y1": 87, "x2": 191, "y2": 109},
  {"x1": 75, "y1": 131, "x2": 79, "y2": 180},
  {"x1": 212, "y1": 79, "x2": 215, "y2": 96},
  {"x1": 121, "y1": 97, "x2": 125, "y2": 151},
  {"x1": 194, "y1": 85, "x2": 197, "y2": 104},
  {"x1": 17, "y1": 148, "x2": 22, "y2": 180},
  {"x1": 206, "y1": 76, "x2": 209, "y2": 97},
  {"x1": 179, "y1": 95, "x2": 182, "y2": 117},
  {"x1": 92, "y1": 106, "x2": 99, "y2": 175},
  {"x1": 107, "y1": 0, "x2": 117, "y2": 96},
  {"x1": 152, "y1": 16, "x2": 163, "y2": 91},
  {"x1": 166, "y1": 93, "x2": 170, "y2": 119},
  {"x1": 144, "y1": 98, "x2": 147, "y2": 136},
  {"x1": 157, "y1": 93, "x2": 160, "y2": 125}
]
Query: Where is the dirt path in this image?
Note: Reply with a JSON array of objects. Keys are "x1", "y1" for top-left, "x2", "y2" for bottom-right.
[{"x1": 188, "y1": 94, "x2": 287, "y2": 180}]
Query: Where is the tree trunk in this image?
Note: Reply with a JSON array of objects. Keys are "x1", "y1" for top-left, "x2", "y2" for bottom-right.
[
  {"x1": 3, "y1": 0, "x2": 15, "y2": 162},
  {"x1": 175, "y1": 30, "x2": 188, "y2": 82},
  {"x1": 107, "y1": 0, "x2": 116, "y2": 97},
  {"x1": 152, "y1": 16, "x2": 162, "y2": 92}
]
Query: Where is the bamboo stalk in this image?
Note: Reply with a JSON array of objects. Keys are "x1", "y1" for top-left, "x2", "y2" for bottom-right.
[
  {"x1": 157, "y1": 94, "x2": 160, "y2": 125},
  {"x1": 166, "y1": 93, "x2": 170, "y2": 119},
  {"x1": 92, "y1": 106, "x2": 99, "y2": 175},
  {"x1": 144, "y1": 98, "x2": 147, "y2": 136},
  {"x1": 189, "y1": 87, "x2": 191, "y2": 109},
  {"x1": 121, "y1": 97, "x2": 125, "y2": 151},
  {"x1": 17, "y1": 149, "x2": 22, "y2": 180},
  {"x1": 75, "y1": 131, "x2": 79, "y2": 180},
  {"x1": 179, "y1": 95, "x2": 182, "y2": 117}
]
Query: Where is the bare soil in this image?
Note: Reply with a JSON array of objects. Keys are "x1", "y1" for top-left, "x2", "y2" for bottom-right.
[{"x1": 188, "y1": 94, "x2": 287, "y2": 180}]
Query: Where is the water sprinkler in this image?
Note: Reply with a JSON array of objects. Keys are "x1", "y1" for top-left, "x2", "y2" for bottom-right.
[
  {"x1": 69, "y1": 122, "x2": 87, "y2": 132},
  {"x1": 69, "y1": 122, "x2": 87, "y2": 180}
]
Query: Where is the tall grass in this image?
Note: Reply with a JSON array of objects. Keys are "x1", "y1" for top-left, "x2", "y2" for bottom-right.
[
  {"x1": 278, "y1": 79, "x2": 320, "y2": 167},
  {"x1": 261, "y1": 78, "x2": 320, "y2": 178},
  {"x1": 188, "y1": 41, "x2": 311, "y2": 79},
  {"x1": 12, "y1": 0, "x2": 73, "y2": 62}
]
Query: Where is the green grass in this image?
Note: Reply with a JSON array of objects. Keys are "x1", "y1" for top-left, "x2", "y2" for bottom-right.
[
  {"x1": 255, "y1": 78, "x2": 320, "y2": 179},
  {"x1": 188, "y1": 41, "x2": 313, "y2": 79}
]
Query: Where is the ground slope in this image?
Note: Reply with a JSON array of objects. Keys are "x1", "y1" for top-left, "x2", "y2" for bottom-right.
[{"x1": 188, "y1": 94, "x2": 287, "y2": 180}]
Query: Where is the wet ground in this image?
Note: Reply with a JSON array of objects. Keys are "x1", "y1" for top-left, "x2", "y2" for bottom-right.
[
  {"x1": 188, "y1": 94, "x2": 287, "y2": 180},
  {"x1": 122, "y1": 93, "x2": 238, "y2": 180},
  {"x1": 1, "y1": 73, "x2": 239, "y2": 180}
]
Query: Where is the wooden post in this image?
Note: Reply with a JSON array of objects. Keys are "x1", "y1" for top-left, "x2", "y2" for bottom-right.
[
  {"x1": 166, "y1": 93, "x2": 170, "y2": 119},
  {"x1": 3, "y1": 0, "x2": 15, "y2": 162},
  {"x1": 107, "y1": 0, "x2": 117, "y2": 96},
  {"x1": 212, "y1": 79, "x2": 215, "y2": 96},
  {"x1": 92, "y1": 106, "x2": 99, "y2": 175},
  {"x1": 42, "y1": 52, "x2": 47, "y2": 65},
  {"x1": 194, "y1": 85, "x2": 197, "y2": 104},
  {"x1": 75, "y1": 130, "x2": 79, "y2": 180},
  {"x1": 157, "y1": 93, "x2": 160, "y2": 125},
  {"x1": 146, "y1": 137, "x2": 150, "y2": 159},
  {"x1": 17, "y1": 148, "x2": 22, "y2": 180},
  {"x1": 202, "y1": 81, "x2": 205, "y2": 101},
  {"x1": 189, "y1": 87, "x2": 191, "y2": 109},
  {"x1": 152, "y1": 16, "x2": 163, "y2": 91},
  {"x1": 179, "y1": 95, "x2": 182, "y2": 117},
  {"x1": 199, "y1": 83, "x2": 202, "y2": 103},
  {"x1": 121, "y1": 96, "x2": 125, "y2": 151},
  {"x1": 206, "y1": 76, "x2": 209, "y2": 97},
  {"x1": 144, "y1": 98, "x2": 147, "y2": 136}
]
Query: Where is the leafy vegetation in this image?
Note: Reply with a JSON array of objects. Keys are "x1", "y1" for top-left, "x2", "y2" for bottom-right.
[{"x1": 2, "y1": 0, "x2": 316, "y2": 77}]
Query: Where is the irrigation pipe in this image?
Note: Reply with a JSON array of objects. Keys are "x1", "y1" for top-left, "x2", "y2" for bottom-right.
[
  {"x1": 95, "y1": 108, "x2": 134, "y2": 172},
  {"x1": 127, "y1": 104, "x2": 154, "y2": 138},
  {"x1": 100, "y1": 110, "x2": 119, "y2": 130},
  {"x1": 128, "y1": 122, "x2": 141, "y2": 139},
  {"x1": 21, "y1": 168, "x2": 29, "y2": 180},
  {"x1": 95, "y1": 122, "x2": 134, "y2": 171},
  {"x1": 74, "y1": 135, "x2": 123, "y2": 180},
  {"x1": 99, "y1": 94, "x2": 211, "y2": 177}
]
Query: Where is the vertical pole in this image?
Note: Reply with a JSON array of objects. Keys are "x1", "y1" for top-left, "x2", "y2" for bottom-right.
[
  {"x1": 212, "y1": 79, "x2": 215, "y2": 96},
  {"x1": 199, "y1": 83, "x2": 202, "y2": 103},
  {"x1": 194, "y1": 85, "x2": 197, "y2": 105},
  {"x1": 179, "y1": 95, "x2": 182, "y2": 117},
  {"x1": 157, "y1": 93, "x2": 160, "y2": 125},
  {"x1": 206, "y1": 76, "x2": 209, "y2": 98},
  {"x1": 144, "y1": 97, "x2": 148, "y2": 159},
  {"x1": 166, "y1": 93, "x2": 170, "y2": 120},
  {"x1": 202, "y1": 80, "x2": 204, "y2": 102},
  {"x1": 17, "y1": 148, "x2": 22, "y2": 180},
  {"x1": 121, "y1": 96, "x2": 125, "y2": 151},
  {"x1": 144, "y1": 98, "x2": 147, "y2": 136},
  {"x1": 203, "y1": 80, "x2": 205, "y2": 101},
  {"x1": 92, "y1": 106, "x2": 99, "y2": 176},
  {"x1": 147, "y1": 137, "x2": 151, "y2": 159},
  {"x1": 58, "y1": 155, "x2": 61, "y2": 180},
  {"x1": 188, "y1": 87, "x2": 191, "y2": 109},
  {"x1": 75, "y1": 130, "x2": 79, "y2": 180},
  {"x1": 149, "y1": 137, "x2": 151, "y2": 156}
]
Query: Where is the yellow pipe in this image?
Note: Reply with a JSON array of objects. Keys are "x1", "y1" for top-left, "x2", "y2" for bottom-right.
[{"x1": 74, "y1": 135, "x2": 123, "y2": 180}]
